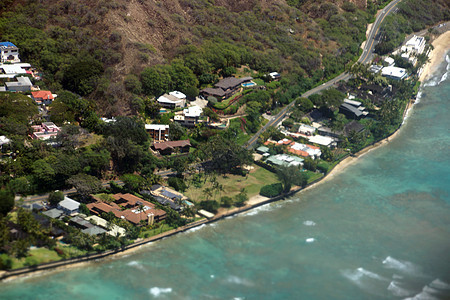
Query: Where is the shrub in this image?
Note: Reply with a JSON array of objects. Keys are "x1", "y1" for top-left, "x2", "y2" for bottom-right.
[
  {"x1": 259, "y1": 183, "x2": 283, "y2": 197},
  {"x1": 220, "y1": 196, "x2": 233, "y2": 208},
  {"x1": 168, "y1": 177, "x2": 187, "y2": 192},
  {"x1": 200, "y1": 200, "x2": 219, "y2": 213}
]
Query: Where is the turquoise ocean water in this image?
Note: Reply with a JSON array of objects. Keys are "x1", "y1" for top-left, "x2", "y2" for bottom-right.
[{"x1": 1, "y1": 53, "x2": 450, "y2": 299}]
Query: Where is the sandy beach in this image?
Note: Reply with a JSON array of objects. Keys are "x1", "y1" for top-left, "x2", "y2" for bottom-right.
[{"x1": 419, "y1": 31, "x2": 450, "y2": 82}]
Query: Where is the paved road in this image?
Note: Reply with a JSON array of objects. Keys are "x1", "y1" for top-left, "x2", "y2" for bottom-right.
[
  {"x1": 245, "y1": 0, "x2": 403, "y2": 150},
  {"x1": 20, "y1": 180, "x2": 124, "y2": 203}
]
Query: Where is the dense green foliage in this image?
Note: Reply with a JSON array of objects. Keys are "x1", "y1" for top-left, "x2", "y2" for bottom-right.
[
  {"x1": 259, "y1": 183, "x2": 283, "y2": 197},
  {"x1": 375, "y1": 0, "x2": 449, "y2": 55}
]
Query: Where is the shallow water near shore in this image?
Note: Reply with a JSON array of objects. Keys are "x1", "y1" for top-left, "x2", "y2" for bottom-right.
[{"x1": 1, "y1": 56, "x2": 450, "y2": 299}]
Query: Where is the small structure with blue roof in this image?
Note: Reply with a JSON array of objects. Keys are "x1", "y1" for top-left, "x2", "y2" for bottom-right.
[{"x1": 0, "y1": 42, "x2": 20, "y2": 63}]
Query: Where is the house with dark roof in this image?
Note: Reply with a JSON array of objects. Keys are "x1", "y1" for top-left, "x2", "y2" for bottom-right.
[
  {"x1": 200, "y1": 77, "x2": 252, "y2": 100},
  {"x1": 339, "y1": 103, "x2": 364, "y2": 120},
  {"x1": 343, "y1": 121, "x2": 365, "y2": 136},
  {"x1": 152, "y1": 140, "x2": 191, "y2": 155}
]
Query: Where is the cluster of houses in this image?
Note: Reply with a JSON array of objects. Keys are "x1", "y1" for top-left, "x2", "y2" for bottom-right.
[
  {"x1": 42, "y1": 196, "x2": 125, "y2": 237},
  {"x1": 369, "y1": 35, "x2": 427, "y2": 80}
]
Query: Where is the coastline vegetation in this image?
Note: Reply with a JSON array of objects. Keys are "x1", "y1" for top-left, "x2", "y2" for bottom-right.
[{"x1": 0, "y1": 0, "x2": 449, "y2": 273}]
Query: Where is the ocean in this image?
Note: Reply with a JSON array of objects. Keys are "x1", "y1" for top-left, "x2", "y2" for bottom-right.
[{"x1": 1, "y1": 54, "x2": 449, "y2": 299}]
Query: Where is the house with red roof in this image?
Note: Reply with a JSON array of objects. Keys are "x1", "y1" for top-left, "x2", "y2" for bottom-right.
[{"x1": 31, "y1": 90, "x2": 55, "y2": 105}]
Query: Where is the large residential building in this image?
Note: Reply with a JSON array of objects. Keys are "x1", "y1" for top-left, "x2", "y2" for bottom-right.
[
  {"x1": 4, "y1": 76, "x2": 32, "y2": 92},
  {"x1": 57, "y1": 197, "x2": 80, "y2": 215},
  {"x1": 174, "y1": 105, "x2": 203, "y2": 127},
  {"x1": 145, "y1": 124, "x2": 169, "y2": 141},
  {"x1": 200, "y1": 77, "x2": 252, "y2": 100},
  {"x1": 0, "y1": 42, "x2": 20, "y2": 63},
  {"x1": 0, "y1": 63, "x2": 30, "y2": 78},
  {"x1": 157, "y1": 91, "x2": 186, "y2": 108},
  {"x1": 87, "y1": 193, "x2": 166, "y2": 226},
  {"x1": 381, "y1": 66, "x2": 408, "y2": 80},
  {"x1": 31, "y1": 122, "x2": 60, "y2": 140}
]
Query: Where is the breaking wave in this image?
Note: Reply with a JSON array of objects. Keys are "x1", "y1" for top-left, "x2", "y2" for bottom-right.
[
  {"x1": 244, "y1": 203, "x2": 275, "y2": 216},
  {"x1": 387, "y1": 280, "x2": 413, "y2": 297},
  {"x1": 305, "y1": 238, "x2": 315, "y2": 243},
  {"x1": 382, "y1": 256, "x2": 422, "y2": 276},
  {"x1": 149, "y1": 287, "x2": 173, "y2": 297},
  {"x1": 227, "y1": 275, "x2": 253, "y2": 286},
  {"x1": 303, "y1": 220, "x2": 316, "y2": 226}
]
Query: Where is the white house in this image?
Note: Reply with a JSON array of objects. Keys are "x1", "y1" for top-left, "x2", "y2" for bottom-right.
[
  {"x1": 0, "y1": 42, "x2": 20, "y2": 63},
  {"x1": 381, "y1": 66, "x2": 408, "y2": 80},
  {"x1": 384, "y1": 57, "x2": 395, "y2": 67},
  {"x1": 157, "y1": 91, "x2": 186, "y2": 108},
  {"x1": 174, "y1": 105, "x2": 203, "y2": 127},
  {"x1": 308, "y1": 135, "x2": 336, "y2": 148},
  {"x1": 0, "y1": 63, "x2": 31, "y2": 78},
  {"x1": 57, "y1": 196, "x2": 80, "y2": 215}
]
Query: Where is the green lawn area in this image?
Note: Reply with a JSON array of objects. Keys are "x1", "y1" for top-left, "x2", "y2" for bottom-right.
[
  {"x1": 139, "y1": 223, "x2": 175, "y2": 239},
  {"x1": 253, "y1": 78, "x2": 265, "y2": 85},
  {"x1": 212, "y1": 90, "x2": 244, "y2": 109},
  {"x1": 304, "y1": 170, "x2": 324, "y2": 184},
  {"x1": 184, "y1": 165, "x2": 279, "y2": 201},
  {"x1": 11, "y1": 248, "x2": 62, "y2": 269}
]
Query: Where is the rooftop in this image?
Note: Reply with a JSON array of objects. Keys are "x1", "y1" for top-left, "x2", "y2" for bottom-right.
[
  {"x1": 169, "y1": 91, "x2": 186, "y2": 99},
  {"x1": 152, "y1": 140, "x2": 191, "y2": 151},
  {"x1": 145, "y1": 124, "x2": 169, "y2": 130},
  {"x1": 0, "y1": 42, "x2": 17, "y2": 48},
  {"x1": 58, "y1": 197, "x2": 80, "y2": 211}
]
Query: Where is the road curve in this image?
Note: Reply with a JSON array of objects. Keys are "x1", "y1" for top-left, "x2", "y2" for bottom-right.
[{"x1": 245, "y1": 0, "x2": 402, "y2": 150}]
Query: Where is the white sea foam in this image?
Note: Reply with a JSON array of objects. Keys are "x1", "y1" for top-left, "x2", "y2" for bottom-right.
[
  {"x1": 437, "y1": 72, "x2": 448, "y2": 85},
  {"x1": 387, "y1": 280, "x2": 413, "y2": 297},
  {"x1": 429, "y1": 278, "x2": 450, "y2": 290},
  {"x1": 186, "y1": 224, "x2": 206, "y2": 233},
  {"x1": 305, "y1": 238, "x2": 315, "y2": 243},
  {"x1": 149, "y1": 287, "x2": 173, "y2": 297},
  {"x1": 414, "y1": 91, "x2": 422, "y2": 104},
  {"x1": 127, "y1": 260, "x2": 146, "y2": 271},
  {"x1": 244, "y1": 204, "x2": 274, "y2": 216},
  {"x1": 382, "y1": 256, "x2": 421, "y2": 276},
  {"x1": 227, "y1": 275, "x2": 253, "y2": 286},
  {"x1": 303, "y1": 220, "x2": 316, "y2": 226},
  {"x1": 404, "y1": 283, "x2": 442, "y2": 300},
  {"x1": 341, "y1": 267, "x2": 387, "y2": 288},
  {"x1": 210, "y1": 274, "x2": 215, "y2": 279}
]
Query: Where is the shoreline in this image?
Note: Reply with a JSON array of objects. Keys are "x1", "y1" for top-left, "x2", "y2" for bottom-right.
[
  {"x1": 1, "y1": 32, "x2": 447, "y2": 285},
  {"x1": 419, "y1": 30, "x2": 450, "y2": 82}
]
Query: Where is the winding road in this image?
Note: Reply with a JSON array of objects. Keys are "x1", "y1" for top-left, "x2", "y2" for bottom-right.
[{"x1": 245, "y1": 0, "x2": 403, "y2": 150}]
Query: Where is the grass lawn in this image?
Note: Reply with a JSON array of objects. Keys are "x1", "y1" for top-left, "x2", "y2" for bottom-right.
[
  {"x1": 184, "y1": 165, "x2": 279, "y2": 202},
  {"x1": 304, "y1": 171, "x2": 324, "y2": 184},
  {"x1": 139, "y1": 223, "x2": 175, "y2": 239},
  {"x1": 253, "y1": 78, "x2": 265, "y2": 85},
  {"x1": 11, "y1": 248, "x2": 62, "y2": 269}
]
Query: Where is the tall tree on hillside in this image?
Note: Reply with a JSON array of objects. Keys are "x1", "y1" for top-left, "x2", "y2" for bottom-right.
[{"x1": 0, "y1": 189, "x2": 14, "y2": 216}]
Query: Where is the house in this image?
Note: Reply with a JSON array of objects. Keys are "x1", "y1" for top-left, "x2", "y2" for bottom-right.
[
  {"x1": 381, "y1": 66, "x2": 408, "y2": 80},
  {"x1": 256, "y1": 146, "x2": 270, "y2": 155},
  {"x1": 157, "y1": 91, "x2": 186, "y2": 108},
  {"x1": 343, "y1": 120, "x2": 365, "y2": 136},
  {"x1": 42, "y1": 208, "x2": 64, "y2": 219},
  {"x1": 31, "y1": 122, "x2": 60, "y2": 140},
  {"x1": 69, "y1": 216, "x2": 106, "y2": 236},
  {"x1": 0, "y1": 42, "x2": 20, "y2": 63},
  {"x1": 57, "y1": 197, "x2": 80, "y2": 215},
  {"x1": 384, "y1": 57, "x2": 395, "y2": 67},
  {"x1": 85, "y1": 215, "x2": 126, "y2": 237},
  {"x1": 401, "y1": 35, "x2": 426, "y2": 64},
  {"x1": 145, "y1": 124, "x2": 169, "y2": 141},
  {"x1": 0, "y1": 63, "x2": 31, "y2": 78},
  {"x1": 200, "y1": 77, "x2": 252, "y2": 100},
  {"x1": 265, "y1": 154, "x2": 304, "y2": 167},
  {"x1": 307, "y1": 135, "x2": 336, "y2": 148},
  {"x1": 5, "y1": 76, "x2": 32, "y2": 92},
  {"x1": 305, "y1": 109, "x2": 325, "y2": 123},
  {"x1": 0, "y1": 135, "x2": 10, "y2": 148},
  {"x1": 31, "y1": 90, "x2": 55, "y2": 105},
  {"x1": 148, "y1": 186, "x2": 187, "y2": 211},
  {"x1": 269, "y1": 72, "x2": 281, "y2": 81},
  {"x1": 152, "y1": 140, "x2": 191, "y2": 155},
  {"x1": 317, "y1": 126, "x2": 341, "y2": 138},
  {"x1": 87, "y1": 193, "x2": 166, "y2": 226},
  {"x1": 298, "y1": 124, "x2": 316, "y2": 136},
  {"x1": 369, "y1": 65, "x2": 383, "y2": 74},
  {"x1": 289, "y1": 142, "x2": 321, "y2": 159},
  {"x1": 174, "y1": 105, "x2": 203, "y2": 127}
]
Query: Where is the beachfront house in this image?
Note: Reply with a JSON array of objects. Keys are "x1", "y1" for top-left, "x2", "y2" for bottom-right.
[
  {"x1": 0, "y1": 42, "x2": 20, "y2": 63},
  {"x1": 381, "y1": 66, "x2": 408, "y2": 80},
  {"x1": 339, "y1": 98, "x2": 368, "y2": 120}
]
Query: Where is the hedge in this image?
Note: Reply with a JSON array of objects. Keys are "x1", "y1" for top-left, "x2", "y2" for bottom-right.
[{"x1": 260, "y1": 183, "x2": 283, "y2": 197}]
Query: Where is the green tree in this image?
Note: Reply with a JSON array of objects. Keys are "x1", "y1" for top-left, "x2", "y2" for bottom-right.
[
  {"x1": 234, "y1": 188, "x2": 248, "y2": 207},
  {"x1": 276, "y1": 165, "x2": 307, "y2": 192},
  {"x1": 48, "y1": 191, "x2": 64, "y2": 207},
  {"x1": 0, "y1": 189, "x2": 14, "y2": 216},
  {"x1": 67, "y1": 174, "x2": 102, "y2": 199}
]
